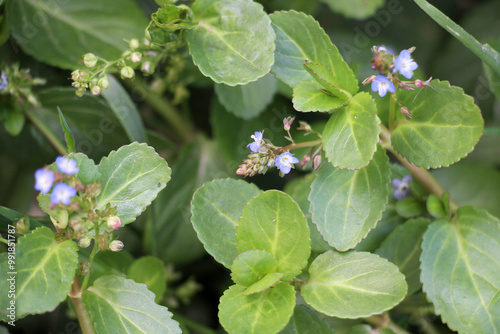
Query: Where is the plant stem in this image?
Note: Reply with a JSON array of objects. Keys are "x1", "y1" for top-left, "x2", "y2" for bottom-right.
[
  {"x1": 389, "y1": 94, "x2": 396, "y2": 131},
  {"x1": 364, "y1": 313, "x2": 410, "y2": 334},
  {"x1": 281, "y1": 139, "x2": 322, "y2": 152},
  {"x1": 174, "y1": 314, "x2": 217, "y2": 334},
  {"x1": 68, "y1": 276, "x2": 96, "y2": 334},
  {"x1": 379, "y1": 124, "x2": 459, "y2": 210},
  {"x1": 80, "y1": 239, "x2": 99, "y2": 291},
  {"x1": 25, "y1": 108, "x2": 67, "y2": 155},
  {"x1": 124, "y1": 78, "x2": 193, "y2": 142}
]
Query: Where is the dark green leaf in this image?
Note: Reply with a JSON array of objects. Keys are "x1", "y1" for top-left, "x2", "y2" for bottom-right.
[
  {"x1": 58, "y1": 107, "x2": 75, "y2": 153},
  {"x1": 127, "y1": 256, "x2": 167, "y2": 303}
]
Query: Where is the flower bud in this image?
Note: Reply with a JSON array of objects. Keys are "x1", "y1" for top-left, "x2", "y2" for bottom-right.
[
  {"x1": 83, "y1": 53, "x2": 98, "y2": 68},
  {"x1": 362, "y1": 75, "x2": 376, "y2": 86},
  {"x1": 401, "y1": 106, "x2": 412, "y2": 120},
  {"x1": 297, "y1": 121, "x2": 312, "y2": 132},
  {"x1": 107, "y1": 216, "x2": 122, "y2": 229},
  {"x1": 109, "y1": 240, "x2": 124, "y2": 252},
  {"x1": 141, "y1": 62, "x2": 153, "y2": 74},
  {"x1": 313, "y1": 155, "x2": 322, "y2": 171},
  {"x1": 79, "y1": 236, "x2": 91, "y2": 248},
  {"x1": 98, "y1": 77, "x2": 110, "y2": 90},
  {"x1": 129, "y1": 38, "x2": 140, "y2": 50},
  {"x1": 283, "y1": 116, "x2": 295, "y2": 132},
  {"x1": 120, "y1": 66, "x2": 135, "y2": 79},
  {"x1": 16, "y1": 217, "x2": 30, "y2": 235},
  {"x1": 131, "y1": 52, "x2": 142, "y2": 63},
  {"x1": 91, "y1": 85, "x2": 101, "y2": 96},
  {"x1": 76, "y1": 87, "x2": 86, "y2": 97}
]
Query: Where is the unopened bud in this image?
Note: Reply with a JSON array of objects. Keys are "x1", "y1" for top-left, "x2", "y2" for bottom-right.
[
  {"x1": 83, "y1": 53, "x2": 98, "y2": 68},
  {"x1": 313, "y1": 155, "x2": 322, "y2": 171},
  {"x1": 120, "y1": 66, "x2": 135, "y2": 79},
  {"x1": 76, "y1": 87, "x2": 86, "y2": 97},
  {"x1": 415, "y1": 77, "x2": 432, "y2": 87},
  {"x1": 107, "y1": 216, "x2": 122, "y2": 230},
  {"x1": 131, "y1": 52, "x2": 142, "y2": 63},
  {"x1": 401, "y1": 106, "x2": 412, "y2": 120},
  {"x1": 283, "y1": 116, "x2": 295, "y2": 131},
  {"x1": 91, "y1": 85, "x2": 101, "y2": 96},
  {"x1": 109, "y1": 240, "x2": 124, "y2": 252},
  {"x1": 98, "y1": 77, "x2": 110, "y2": 90},
  {"x1": 362, "y1": 75, "x2": 377, "y2": 86},
  {"x1": 141, "y1": 62, "x2": 154, "y2": 74},
  {"x1": 297, "y1": 121, "x2": 312, "y2": 132},
  {"x1": 16, "y1": 217, "x2": 30, "y2": 234},
  {"x1": 300, "y1": 155, "x2": 311, "y2": 168},
  {"x1": 79, "y1": 237, "x2": 91, "y2": 248},
  {"x1": 129, "y1": 39, "x2": 140, "y2": 50}
]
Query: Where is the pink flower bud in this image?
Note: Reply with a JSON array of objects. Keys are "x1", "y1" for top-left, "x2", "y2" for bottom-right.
[
  {"x1": 313, "y1": 155, "x2": 322, "y2": 170},
  {"x1": 107, "y1": 216, "x2": 122, "y2": 229},
  {"x1": 401, "y1": 106, "x2": 412, "y2": 120},
  {"x1": 109, "y1": 240, "x2": 124, "y2": 252}
]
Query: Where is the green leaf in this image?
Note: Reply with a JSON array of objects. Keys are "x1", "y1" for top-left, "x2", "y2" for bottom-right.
[
  {"x1": 391, "y1": 80, "x2": 483, "y2": 169},
  {"x1": 219, "y1": 283, "x2": 295, "y2": 334},
  {"x1": 215, "y1": 74, "x2": 278, "y2": 119},
  {"x1": 483, "y1": 40, "x2": 500, "y2": 101},
  {"x1": 244, "y1": 272, "x2": 284, "y2": 296},
  {"x1": 270, "y1": 10, "x2": 358, "y2": 92},
  {"x1": 58, "y1": 107, "x2": 75, "y2": 153},
  {"x1": 304, "y1": 61, "x2": 351, "y2": 99},
  {"x1": 309, "y1": 148, "x2": 391, "y2": 251},
  {"x1": 302, "y1": 250, "x2": 408, "y2": 318},
  {"x1": 127, "y1": 256, "x2": 167, "y2": 303},
  {"x1": 348, "y1": 325, "x2": 396, "y2": 334},
  {"x1": 66, "y1": 152, "x2": 100, "y2": 185},
  {"x1": 186, "y1": 0, "x2": 275, "y2": 85},
  {"x1": 231, "y1": 250, "x2": 278, "y2": 287},
  {"x1": 292, "y1": 81, "x2": 347, "y2": 113},
  {"x1": 191, "y1": 178, "x2": 261, "y2": 268},
  {"x1": 0, "y1": 227, "x2": 79, "y2": 321},
  {"x1": 420, "y1": 206, "x2": 500, "y2": 334},
  {"x1": 376, "y1": 218, "x2": 430, "y2": 295},
  {"x1": 413, "y1": 0, "x2": 500, "y2": 77},
  {"x1": 96, "y1": 142, "x2": 171, "y2": 225},
  {"x1": 101, "y1": 75, "x2": 147, "y2": 143},
  {"x1": 6, "y1": 0, "x2": 148, "y2": 69},
  {"x1": 237, "y1": 190, "x2": 311, "y2": 281},
  {"x1": 322, "y1": 92, "x2": 381, "y2": 169},
  {"x1": 426, "y1": 194, "x2": 447, "y2": 218},
  {"x1": 83, "y1": 250, "x2": 133, "y2": 287},
  {"x1": 281, "y1": 305, "x2": 334, "y2": 334},
  {"x1": 320, "y1": 0, "x2": 385, "y2": 20},
  {"x1": 395, "y1": 197, "x2": 426, "y2": 218},
  {"x1": 4, "y1": 112, "x2": 24, "y2": 136},
  {"x1": 82, "y1": 275, "x2": 181, "y2": 334}
]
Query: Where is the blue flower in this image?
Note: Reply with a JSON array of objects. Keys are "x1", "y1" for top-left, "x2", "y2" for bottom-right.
[
  {"x1": 371, "y1": 75, "x2": 396, "y2": 97},
  {"x1": 56, "y1": 156, "x2": 79, "y2": 175},
  {"x1": 392, "y1": 175, "x2": 412, "y2": 200},
  {"x1": 0, "y1": 72, "x2": 7, "y2": 91},
  {"x1": 34, "y1": 169, "x2": 54, "y2": 194},
  {"x1": 50, "y1": 183, "x2": 77, "y2": 205},
  {"x1": 246, "y1": 131, "x2": 264, "y2": 153},
  {"x1": 275, "y1": 152, "x2": 299, "y2": 174},
  {"x1": 394, "y1": 49, "x2": 418, "y2": 79}
]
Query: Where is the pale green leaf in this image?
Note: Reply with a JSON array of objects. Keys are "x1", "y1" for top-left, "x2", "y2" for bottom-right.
[
  {"x1": 0, "y1": 227, "x2": 78, "y2": 321},
  {"x1": 304, "y1": 61, "x2": 351, "y2": 99},
  {"x1": 302, "y1": 250, "x2": 407, "y2": 318},
  {"x1": 219, "y1": 283, "x2": 295, "y2": 334},
  {"x1": 320, "y1": 0, "x2": 385, "y2": 20},
  {"x1": 127, "y1": 256, "x2": 167, "y2": 303},
  {"x1": 420, "y1": 206, "x2": 500, "y2": 334},
  {"x1": 391, "y1": 80, "x2": 483, "y2": 169},
  {"x1": 191, "y1": 178, "x2": 261, "y2": 268},
  {"x1": 376, "y1": 218, "x2": 430, "y2": 295},
  {"x1": 309, "y1": 148, "x2": 391, "y2": 251},
  {"x1": 237, "y1": 190, "x2": 311, "y2": 281},
  {"x1": 96, "y1": 142, "x2": 171, "y2": 225},
  {"x1": 186, "y1": 0, "x2": 275, "y2": 85},
  {"x1": 322, "y1": 92, "x2": 380, "y2": 169},
  {"x1": 244, "y1": 272, "x2": 284, "y2": 296},
  {"x1": 6, "y1": 0, "x2": 148, "y2": 69},
  {"x1": 231, "y1": 250, "x2": 278, "y2": 287},
  {"x1": 293, "y1": 81, "x2": 347, "y2": 112},
  {"x1": 82, "y1": 275, "x2": 181, "y2": 334},
  {"x1": 270, "y1": 10, "x2": 358, "y2": 92},
  {"x1": 215, "y1": 74, "x2": 278, "y2": 119}
]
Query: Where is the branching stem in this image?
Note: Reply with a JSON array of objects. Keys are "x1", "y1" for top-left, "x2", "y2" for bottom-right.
[{"x1": 69, "y1": 276, "x2": 96, "y2": 334}]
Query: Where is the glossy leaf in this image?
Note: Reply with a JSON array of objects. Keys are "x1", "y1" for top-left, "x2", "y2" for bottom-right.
[
  {"x1": 391, "y1": 80, "x2": 483, "y2": 168},
  {"x1": 292, "y1": 81, "x2": 347, "y2": 112},
  {"x1": 281, "y1": 305, "x2": 334, "y2": 334},
  {"x1": 420, "y1": 206, "x2": 500, "y2": 334},
  {"x1": 270, "y1": 10, "x2": 358, "y2": 92},
  {"x1": 302, "y1": 250, "x2": 407, "y2": 318},
  {"x1": 231, "y1": 250, "x2": 278, "y2": 287},
  {"x1": 322, "y1": 92, "x2": 380, "y2": 169},
  {"x1": 219, "y1": 283, "x2": 295, "y2": 334},
  {"x1": 237, "y1": 190, "x2": 311, "y2": 281},
  {"x1": 82, "y1": 275, "x2": 181, "y2": 334},
  {"x1": 191, "y1": 178, "x2": 261, "y2": 268},
  {"x1": 96, "y1": 142, "x2": 171, "y2": 225},
  {"x1": 376, "y1": 218, "x2": 430, "y2": 295},
  {"x1": 6, "y1": 0, "x2": 148, "y2": 69},
  {"x1": 186, "y1": 0, "x2": 275, "y2": 85},
  {"x1": 127, "y1": 256, "x2": 167, "y2": 303},
  {"x1": 309, "y1": 148, "x2": 391, "y2": 251},
  {"x1": 0, "y1": 227, "x2": 78, "y2": 321},
  {"x1": 320, "y1": 0, "x2": 385, "y2": 20},
  {"x1": 244, "y1": 272, "x2": 284, "y2": 296},
  {"x1": 215, "y1": 74, "x2": 278, "y2": 119}
]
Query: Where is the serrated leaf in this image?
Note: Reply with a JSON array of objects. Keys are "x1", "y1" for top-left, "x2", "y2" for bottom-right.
[
  {"x1": 320, "y1": 0, "x2": 385, "y2": 20},
  {"x1": 6, "y1": 0, "x2": 148, "y2": 69},
  {"x1": 391, "y1": 80, "x2": 483, "y2": 169},
  {"x1": 96, "y1": 142, "x2": 171, "y2": 225},
  {"x1": 322, "y1": 92, "x2": 380, "y2": 170},
  {"x1": 215, "y1": 73, "x2": 278, "y2": 119},
  {"x1": 127, "y1": 256, "x2": 167, "y2": 303},
  {"x1": 420, "y1": 206, "x2": 500, "y2": 334},
  {"x1": 186, "y1": 0, "x2": 275, "y2": 85},
  {"x1": 376, "y1": 218, "x2": 430, "y2": 295},
  {"x1": 309, "y1": 148, "x2": 391, "y2": 251},
  {"x1": 304, "y1": 62, "x2": 351, "y2": 99},
  {"x1": 191, "y1": 178, "x2": 261, "y2": 268},
  {"x1": 293, "y1": 81, "x2": 347, "y2": 112},
  {"x1": 244, "y1": 272, "x2": 284, "y2": 296},
  {"x1": 231, "y1": 250, "x2": 278, "y2": 287},
  {"x1": 270, "y1": 10, "x2": 358, "y2": 92},
  {"x1": 0, "y1": 227, "x2": 78, "y2": 321},
  {"x1": 237, "y1": 190, "x2": 311, "y2": 281},
  {"x1": 66, "y1": 152, "x2": 100, "y2": 185},
  {"x1": 281, "y1": 305, "x2": 334, "y2": 334},
  {"x1": 82, "y1": 275, "x2": 181, "y2": 334},
  {"x1": 302, "y1": 250, "x2": 407, "y2": 318},
  {"x1": 219, "y1": 283, "x2": 295, "y2": 334}
]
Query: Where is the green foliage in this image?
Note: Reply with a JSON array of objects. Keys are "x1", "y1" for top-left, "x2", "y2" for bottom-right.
[
  {"x1": 281, "y1": 305, "x2": 334, "y2": 334},
  {"x1": 58, "y1": 108, "x2": 75, "y2": 153},
  {"x1": 320, "y1": 0, "x2": 385, "y2": 20},
  {"x1": 127, "y1": 256, "x2": 167, "y2": 303},
  {"x1": 231, "y1": 250, "x2": 278, "y2": 287}
]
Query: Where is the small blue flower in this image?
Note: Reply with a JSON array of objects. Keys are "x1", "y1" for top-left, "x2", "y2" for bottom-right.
[
  {"x1": 275, "y1": 152, "x2": 299, "y2": 174},
  {"x1": 50, "y1": 183, "x2": 77, "y2": 205},
  {"x1": 394, "y1": 49, "x2": 418, "y2": 79},
  {"x1": 392, "y1": 175, "x2": 412, "y2": 200},
  {"x1": 0, "y1": 72, "x2": 7, "y2": 91},
  {"x1": 56, "y1": 156, "x2": 79, "y2": 175},
  {"x1": 371, "y1": 75, "x2": 396, "y2": 97},
  {"x1": 34, "y1": 169, "x2": 54, "y2": 194},
  {"x1": 246, "y1": 131, "x2": 264, "y2": 153}
]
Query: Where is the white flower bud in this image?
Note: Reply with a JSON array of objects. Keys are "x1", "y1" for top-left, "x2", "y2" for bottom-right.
[
  {"x1": 109, "y1": 240, "x2": 124, "y2": 252},
  {"x1": 129, "y1": 39, "x2": 140, "y2": 50},
  {"x1": 75, "y1": 87, "x2": 86, "y2": 97},
  {"x1": 107, "y1": 216, "x2": 122, "y2": 229},
  {"x1": 120, "y1": 66, "x2": 135, "y2": 79},
  {"x1": 83, "y1": 53, "x2": 98, "y2": 68},
  {"x1": 131, "y1": 52, "x2": 142, "y2": 63},
  {"x1": 91, "y1": 85, "x2": 101, "y2": 96},
  {"x1": 79, "y1": 237, "x2": 91, "y2": 248},
  {"x1": 98, "y1": 77, "x2": 110, "y2": 90}
]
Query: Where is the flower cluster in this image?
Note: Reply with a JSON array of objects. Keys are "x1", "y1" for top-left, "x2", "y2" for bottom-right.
[
  {"x1": 35, "y1": 156, "x2": 80, "y2": 205},
  {"x1": 392, "y1": 175, "x2": 412, "y2": 200}
]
